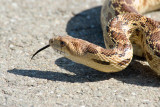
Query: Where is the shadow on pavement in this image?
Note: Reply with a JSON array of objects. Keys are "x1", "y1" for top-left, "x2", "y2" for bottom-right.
[
  {"x1": 66, "y1": 6, "x2": 104, "y2": 47},
  {"x1": 8, "y1": 58, "x2": 160, "y2": 87}
]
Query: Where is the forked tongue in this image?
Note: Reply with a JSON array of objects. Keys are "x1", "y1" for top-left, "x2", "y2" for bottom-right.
[{"x1": 31, "y1": 45, "x2": 50, "y2": 60}]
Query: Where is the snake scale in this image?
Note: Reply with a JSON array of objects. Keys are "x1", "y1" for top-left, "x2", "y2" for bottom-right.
[{"x1": 32, "y1": 0, "x2": 160, "y2": 76}]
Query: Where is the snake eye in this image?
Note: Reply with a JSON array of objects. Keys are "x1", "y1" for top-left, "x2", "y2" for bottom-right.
[{"x1": 60, "y1": 41, "x2": 65, "y2": 47}]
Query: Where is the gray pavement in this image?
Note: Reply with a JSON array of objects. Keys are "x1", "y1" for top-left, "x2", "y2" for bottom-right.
[{"x1": 0, "y1": 0, "x2": 160, "y2": 107}]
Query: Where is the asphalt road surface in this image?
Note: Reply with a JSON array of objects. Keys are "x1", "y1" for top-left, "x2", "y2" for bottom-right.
[{"x1": 0, "y1": 0, "x2": 160, "y2": 107}]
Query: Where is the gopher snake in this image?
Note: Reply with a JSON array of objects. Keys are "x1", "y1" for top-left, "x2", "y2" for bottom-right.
[{"x1": 32, "y1": 0, "x2": 160, "y2": 76}]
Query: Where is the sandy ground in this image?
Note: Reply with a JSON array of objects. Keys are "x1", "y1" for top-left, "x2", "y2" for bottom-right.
[{"x1": 0, "y1": 0, "x2": 160, "y2": 107}]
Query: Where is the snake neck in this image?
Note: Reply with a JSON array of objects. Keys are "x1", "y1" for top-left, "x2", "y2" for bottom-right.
[{"x1": 59, "y1": 36, "x2": 133, "y2": 73}]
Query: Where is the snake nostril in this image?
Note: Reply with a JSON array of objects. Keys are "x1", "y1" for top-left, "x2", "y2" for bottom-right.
[{"x1": 49, "y1": 39, "x2": 53, "y2": 44}]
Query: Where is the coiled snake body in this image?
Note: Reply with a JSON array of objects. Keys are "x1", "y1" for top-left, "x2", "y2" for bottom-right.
[{"x1": 32, "y1": 0, "x2": 160, "y2": 76}]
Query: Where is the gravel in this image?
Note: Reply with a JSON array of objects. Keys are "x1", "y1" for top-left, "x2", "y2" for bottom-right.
[{"x1": 0, "y1": 0, "x2": 160, "y2": 107}]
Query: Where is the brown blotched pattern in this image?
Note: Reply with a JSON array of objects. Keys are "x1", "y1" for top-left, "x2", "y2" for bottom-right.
[
  {"x1": 101, "y1": 48, "x2": 117, "y2": 57},
  {"x1": 154, "y1": 51, "x2": 160, "y2": 57},
  {"x1": 118, "y1": 58, "x2": 131, "y2": 66},
  {"x1": 100, "y1": 0, "x2": 160, "y2": 75},
  {"x1": 86, "y1": 44, "x2": 99, "y2": 54},
  {"x1": 146, "y1": 51, "x2": 153, "y2": 61},
  {"x1": 111, "y1": 0, "x2": 138, "y2": 15}
]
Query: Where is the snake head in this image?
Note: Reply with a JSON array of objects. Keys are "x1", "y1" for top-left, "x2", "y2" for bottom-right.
[{"x1": 49, "y1": 36, "x2": 89, "y2": 56}]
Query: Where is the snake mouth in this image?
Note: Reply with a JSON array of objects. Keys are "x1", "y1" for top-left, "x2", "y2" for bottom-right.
[
  {"x1": 53, "y1": 48, "x2": 65, "y2": 55},
  {"x1": 31, "y1": 44, "x2": 50, "y2": 60}
]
